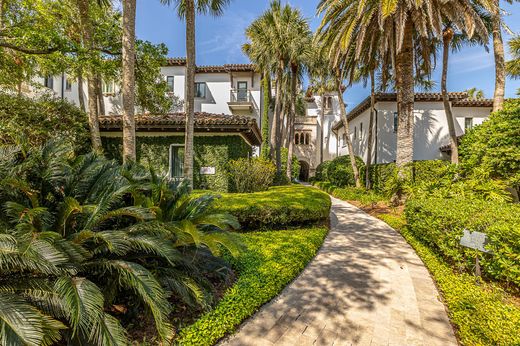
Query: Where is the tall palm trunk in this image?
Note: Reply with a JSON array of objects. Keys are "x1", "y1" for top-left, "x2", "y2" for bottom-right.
[
  {"x1": 319, "y1": 89, "x2": 325, "y2": 164},
  {"x1": 96, "y1": 75, "x2": 106, "y2": 115},
  {"x1": 260, "y1": 72, "x2": 270, "y2": 159},
  {"x1": 286, "y1": 64, "x2": 297, "y2": 181},
  {"x1": 335, "y1": 73, "x2": 361, "y2": 188},
  {"x1": 122, "y1": 0, "x2": 136, "y2": 162},
  {"x1": 441, "y1": 27, "x2": 459, "y2": 164},
  {"x1": 271, "y1": 60, "x2": 284, "y2": 175},
  {"x1": 77, "y1": 71, "x2": 86, "y2": 112},
  {"x1": 395, "y1": 18, "x2": 415, "y2": 176},
  {"x1": 76, "y1": 0, "x2": 102, "y2": 152},
  {"x1": 491, "y1": 0, "x2": 505, "y2": 112},
  {"x1": 365, "y1": 69, "x2": 376, "y2": 189},
  {"x1": 184, "y1": 0, "x2": 196, "y2": 189}
]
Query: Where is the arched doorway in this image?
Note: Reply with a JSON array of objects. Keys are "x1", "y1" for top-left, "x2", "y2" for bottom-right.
[{"x1": 299, "y1": 160, "x2": 310, "y2": 182}]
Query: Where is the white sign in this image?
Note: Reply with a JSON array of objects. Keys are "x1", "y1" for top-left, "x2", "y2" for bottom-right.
[
  {"x1": 460, "y1": 229, "x2": 491, "y2": 253},
  {"x1": 200, "y1": 167, "x2": 216, "y2": 175}
]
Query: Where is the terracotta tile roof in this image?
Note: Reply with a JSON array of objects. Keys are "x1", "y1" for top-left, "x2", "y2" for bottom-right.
[
  {"x1": 332, "y1": 92, "x2": 491, "y2": 131},
  {"x1": 99, "y1": 113, "x2": 261, "y2": 146},
  {"x1": 164, "y1": 58, "x2": 257, "y2": 73}
]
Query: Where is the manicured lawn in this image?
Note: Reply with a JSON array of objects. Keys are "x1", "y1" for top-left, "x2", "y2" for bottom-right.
[
  {"x1": 176, "y1": 227, "x2": 328, "y2": 345},
  {"x1": 201, "y1": 184, "x2": 331, "y2": 230}
]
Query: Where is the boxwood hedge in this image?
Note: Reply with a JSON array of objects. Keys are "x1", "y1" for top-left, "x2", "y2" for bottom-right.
[
  {"x1": 176, "y1": 227, "x2": 328, "y2": 345},
  {"x1": 405, "y1": 198, "x2": 520, "y2": 287},
  {"x1": 208, "y1": 185, "x2": 331, "y2": 230}
]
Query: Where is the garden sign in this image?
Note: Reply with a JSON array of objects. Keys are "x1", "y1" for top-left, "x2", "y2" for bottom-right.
[{"x1": 459, "y1": 229, "x2": 491, "y2": 278}]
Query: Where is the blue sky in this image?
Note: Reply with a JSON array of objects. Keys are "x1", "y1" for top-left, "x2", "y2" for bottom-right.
[{"x1": 135, "y1": 0, "x2": 520, "y2": 108}]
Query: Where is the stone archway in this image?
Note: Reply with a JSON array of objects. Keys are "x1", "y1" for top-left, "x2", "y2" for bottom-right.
[{"x1": 298, "y1": 160, "x2": 310, "y2": 182}]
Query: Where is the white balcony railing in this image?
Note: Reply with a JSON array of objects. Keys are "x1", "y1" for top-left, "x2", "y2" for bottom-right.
[{"x1": 230, "y1": 89, "x2": 252, "y2": 103}]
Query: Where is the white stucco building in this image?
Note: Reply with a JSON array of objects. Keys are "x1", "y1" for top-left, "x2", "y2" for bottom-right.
[{"x1": 331, "y1": 92, "x2": 493, "y2": 164}]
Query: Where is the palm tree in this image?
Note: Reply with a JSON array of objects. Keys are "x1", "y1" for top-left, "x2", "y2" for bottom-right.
[
  {"x1": 317, "y1": 0, "x2": 489, "y2": 177},
  {"x1": 506, "y1": 35, "x2": 520, "y2": 78},
  {"x1": 122, "y1": 0, "x2": 137, "y2": 162},
  {"x1": 466, "y1": 87, "x2": 486, "y2": 99},
  {"x1": 160, "y1": 0, "x2": 231, "y2": 190},
  {"x1": 75, "y1": 0, "x2": 102, "y2": 151},
  {"x1": 0, "y1": 141, "x2": 241, "y2": 345}
]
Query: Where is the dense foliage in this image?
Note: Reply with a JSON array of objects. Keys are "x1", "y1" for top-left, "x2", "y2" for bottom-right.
[
  {"x1": 459, "y1": 99, "x2": 520, "y2": 195},
  {"x1": 227, "y1": 158, "x2": 276, "y2": 193},
  {"x1": 0, "y1": 93, "x2": 89, "y2": 151},
  {"x1": 177, "y1": 227, "x2": 328, "y2": 345},
  {"x1": 208, "y1": 185, "x2": 331, "y2": 230},
  {"x1": 405, "y1": 198, "x2": 520, "y2": 287},
  {"x1": 0, "y1": 141, "x2": 242, "y2": 345},
  {"x1": 314, "y1": 181, "x2": 387, "y2": 207},
  {"x1": 323, "y1": 155, "x2": 365, "y2": 187},
  {"x1": 379, "y1": 214, "x2": 520, "y2": 346}
]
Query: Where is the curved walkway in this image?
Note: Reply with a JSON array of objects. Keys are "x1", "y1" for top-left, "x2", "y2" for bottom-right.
[{"x1": 221, "y1": 196, "x2": 457, "y2": 346}]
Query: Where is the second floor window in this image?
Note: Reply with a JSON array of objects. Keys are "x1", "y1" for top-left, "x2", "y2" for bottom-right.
[
  {"x1": 102, "y1": 81, "x2": 114, "y2": 94},
  {"x1": 465, "y1": 117, "x2": 473, "y2": 131},
  {"x1": 237, "y1": 81, "x2": 248, "y2": 101},
  {"x1": 44, "y1": 76, "x2": 53, "y2": 89},
  {"x1": 166, "y1": 76, "x2": 174, "y2": 93},
  {"x1": 65, "y1": 78, "x2": 72, "y2": 91},
  {"x1": 354, "y1": 126, "x2": 357, "y2": 140},
  {"x1": 195, "y1": 82, "x2": 206, "y2": 98},
  {"x1": 393, "y1": 112, "x2": 398, "y2": 133},
  {"x1": 324, "y1": 96, "x2": 333, "y2": 110},
  {"x1": 342, "y1": 133, "x2": 347, "y2": 147},
  {"x1": 294, "y1": 131, "x2": 311, "y2": 145},
  {"x1": 360, "y1": 122, "x2": 363, "y2": 138}
]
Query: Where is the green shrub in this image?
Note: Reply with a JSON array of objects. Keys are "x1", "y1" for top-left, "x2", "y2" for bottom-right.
[
  {"x1": 405, "y1": 198, "x2": 520, "y2": 287},
  {"x1": 386, "y1": 215, "x2": 520, "y2": 346},
  {"x1": 460, "y1": 99, "x2": 520, "y2": 194},
  {"x1": 209, "y1": 185, "x2": 331, "y2": 230},
  {"x1": 326, "y1": 155, "x2": 365, "y2": 187},
  {"x1": 315, "y1": 160, "x2": 332, "y2": 181},
  {"x1": 314, "y1": 181, "x2": 387, "y2": 207},
  {"x1": 274, "y1": 147, "x2": 300, "y2": 185},
  {"x1": 367, "y1": 163, "x2": 396, "y2": 192},
  {"x1": 0, "y1": 92, "x2": 89, "y2": 152},
  {"x1": 176, "y1": 227, "x2": 328, "y2": 345},
  {"x1": 227, "y1": 157, "x2": 276, "y2": 193}
]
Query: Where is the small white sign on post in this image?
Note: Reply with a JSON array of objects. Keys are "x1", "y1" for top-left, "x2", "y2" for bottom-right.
[
  {"x1": 459, "y1": 229, "x2": 491, "y2": 253},
  {"x1": 200, "y1": 167, "x2": 216, "y2": 175}
]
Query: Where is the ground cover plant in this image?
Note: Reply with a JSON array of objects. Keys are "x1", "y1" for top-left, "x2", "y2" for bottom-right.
[
  {"x1": 207, "y1": 185, "x2": 331, "y2": 230},
  {"x1": 0, "y1": 141, "x2": 242, "y2": 345},
  {"x1": 176, "y1": 227, "x2": 328, "y2": 345}
]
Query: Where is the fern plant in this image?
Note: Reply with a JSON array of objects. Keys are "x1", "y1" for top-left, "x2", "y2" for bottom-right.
[{"x1": 0, "y1": 141, "x2": 241, "y2": 345}]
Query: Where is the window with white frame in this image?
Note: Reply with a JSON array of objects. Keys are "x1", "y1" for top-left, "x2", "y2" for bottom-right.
[
  {"x1": 102, "y1": 81, "x2": 115, "y2": 94},
  {"x1": 169, "y1": 145, "x2": 185, "y2": 178},
  {"x1": 323, "y1": 96, "x2": 333, "y2": 110},
  {"x1": 464, "y1": 117, "x2": 473, "y2": 131},
  {"x1": 166, "y1": 76, "x2": 174, "y2": 93},
  {"x1": 195, "y1": 82, "x2": 206, "y2": 98}
]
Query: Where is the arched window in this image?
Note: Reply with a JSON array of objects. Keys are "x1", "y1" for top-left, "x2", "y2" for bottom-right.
[
  {"x1": 305, "y1": 133, "x2": 311, "y2": 145},
  {"x1": 294, "y1": 133, "x2": 299, "y2": 145},
  {"x1": 354, "y1": 126, "x2": 357, "y2": 140}
]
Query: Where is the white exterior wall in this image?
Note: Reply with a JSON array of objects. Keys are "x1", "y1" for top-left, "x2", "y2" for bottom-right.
[{"x1": 335, "y1": 101, "x2": 492, "y2": 163}]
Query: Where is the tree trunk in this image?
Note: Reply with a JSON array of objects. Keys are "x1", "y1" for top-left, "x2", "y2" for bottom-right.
[
  {"x1": 319, "y1": 91, "x2": 325, "y2": 164},
  {"x1": 365, "y1": 69, "x2": 376, "y2": 189},
  {"x1": 184, "y1": 0, "x2": 196, "y2": 189},
  {"x1": 441, "y1": 27, "x2": 459, "y2": 164},
  {"x1": 395, "y1": 17, "x2": 414, "y2": 176},
  {"x1": 76, "y1": 0, "x2": 102, "y2": 151},
  {"x1": 492, "y1": 0, "x2": 505, "y2": 112},
  {"x1": 77, "y1": 71, "x2": 86, "y2": 112},
  {"x1": 96, "y1": 75, "x2": 106, "y2": 115},
  {"x1": 261, "y1": 71, "x2": 270, "y2": 159},
  {"x1": 272, "y1": 60, "x2": 284, "y2": 175},
  {"x1": 336, "y1": 73, "x2": 361, "y2": 188},
  {"x1": 122, "y1": 0, "x2": 136, "y2": 162},
  {"x1": 281, "y1": 100, "x2": 289, "y2": 147},
  {"x1": 286, "y1": 64, "x2": 297, "y2": 181}
]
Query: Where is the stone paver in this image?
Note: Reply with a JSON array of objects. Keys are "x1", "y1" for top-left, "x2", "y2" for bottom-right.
[{"x1": 220, "y1": 196, "x2": 457, "y2": 346}]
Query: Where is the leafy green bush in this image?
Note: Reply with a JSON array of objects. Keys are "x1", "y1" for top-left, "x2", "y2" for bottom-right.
[
  {"x1": 177, "y1": 227, "x2": 328, "y2": 345},
  {"x1": 314, "y1": 181, "x2": 387, "y2": 207},
  {"x1": 0, "y1": 92, "x2": 89, "y2": 151},
  {"x1": 209, "y1": 185, "x2": 331, "y2": 230},
  {"x1": 460, "y1": 99, "x2": 520, "y2": 194},
  {"x1": 405, "y1": 198, "x2": 520, "y2": 287},
  {"x1": 326, "y1": 155, "x2": 365, "y2": 187},
  {"x1": 0, "y1": 141, "x2": 241, "y2": 345},
  {"x1": 315, "y1": 160, "x2": 332, "y2": 181},
  {"x1": 227, "y1": 157, "x2": 276, "y2": 193},
  {"x1": 274, "y1": 148, "x2": 301, "y2": 185},
  {"x1": 385, "y1": 214, "x2": 520, "y2": 346}
]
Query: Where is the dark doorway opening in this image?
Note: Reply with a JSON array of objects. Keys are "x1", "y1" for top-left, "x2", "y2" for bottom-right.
[{"x1": 299, "y1": 160, "x2": 310, "y2": 182}]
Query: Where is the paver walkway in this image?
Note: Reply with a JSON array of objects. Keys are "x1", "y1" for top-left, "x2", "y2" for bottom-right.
[{"x1": 220, "y1": 196, "x2": 457, "y2": 346}]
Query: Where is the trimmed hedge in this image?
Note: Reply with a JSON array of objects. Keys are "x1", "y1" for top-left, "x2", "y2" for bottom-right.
[
  {"x1": 314, "y1": 181, "x2": 387, "y2": 207},
  {"x1": 379, "y1": 213, "x2": 520, "y2": 346},
  {"x1": 176, "y1": 227, "x2": 328, "y2": 345},
  {"x1": 209, "y1": 185, "x2": 331, "y2": 230},
  {"x1": 405, "y1": 198, "x2": 520, "y2": 287}
]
